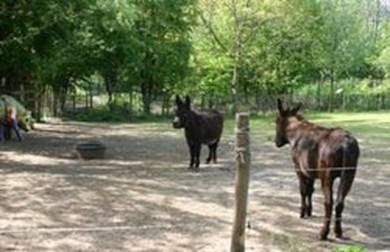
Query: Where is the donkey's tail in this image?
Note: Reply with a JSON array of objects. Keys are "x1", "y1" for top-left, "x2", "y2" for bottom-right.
[
  {"x1": 342, "y1": 136, "x2": 359, "y2": 172},
  {"x1": 337, "y1": 136, "x2": 360, "y2": 200}
]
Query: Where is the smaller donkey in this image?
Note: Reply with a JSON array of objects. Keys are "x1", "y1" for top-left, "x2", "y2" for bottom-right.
[{"x1": 173, "y1": 95, "x2": 224, "y2": 171}]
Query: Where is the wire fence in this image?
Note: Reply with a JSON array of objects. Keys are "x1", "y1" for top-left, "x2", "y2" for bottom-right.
[
  {"x1": 0, "y1": 162, "x2": 389, "y2": 249},
  {"x1": 1, "y1": 127, "x2": 390, "y2": 249},
  {"x1": 0, "y1": 223, "x2": 196, "y2": 234}
]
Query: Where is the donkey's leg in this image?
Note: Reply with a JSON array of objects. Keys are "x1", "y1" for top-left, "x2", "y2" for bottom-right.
[
  {"x1": 306, "y1": 178, "x2": 315, "y2": 217},
  {"x1": 296, "y1": 156, "x2": 311, "y2": 218},
  {"x1": 187, "y1": 143, "x2": 195, "y2": 169},
  {"x1": 194, "y1": 143, "x2": 202, "y2": 171},
  {"x1": 298, "y1": 174, "x2": 308, "y2": 218},
  {"x1": 320, "y1": 176, "x2": 334, "y2": 240},
  {"x1": 334, "y1": 170, "x2": 356, "y2": 238},
  {"x1": 206, "y1": 144, "x2": 213, "y2": 164},
  {"x1": 206, "y1": 142, "x2": 218, "y2": 164},
  {"x1": 212, "y1": 140, "x2": 219, "y2": 164}
]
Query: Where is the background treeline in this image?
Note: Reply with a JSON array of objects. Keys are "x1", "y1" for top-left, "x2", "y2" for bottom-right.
[{"x1": 1, "y1": 0, "x2": 390, "y2": 120}]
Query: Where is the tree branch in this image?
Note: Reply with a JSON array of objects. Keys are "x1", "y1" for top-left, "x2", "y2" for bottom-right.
[{"x1": 199, "y1": 12, "x2": 229, "y2": 53}]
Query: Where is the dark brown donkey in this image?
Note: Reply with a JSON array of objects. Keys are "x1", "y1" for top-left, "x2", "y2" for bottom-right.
[
  {"x1": 173, "y1": 95, "x2": 224, "y2": 171},
  {"x1": 274, "y1": 99, "x2": 359, "y2": 240}
]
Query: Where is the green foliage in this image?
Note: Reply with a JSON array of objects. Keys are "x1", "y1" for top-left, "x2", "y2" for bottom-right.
[
  {"x1": 1, "y1": 0, "x2": 390, "y2": 117},
  {"x1": 374, "y1": 22, "x2": 390, "y2": 77},
  {"x1": 332, "y1": 245, "x2": 367, "y2": 252},
  {"x1": 69, "y1": 106, "x2": 172, "y2": 123},
  {"x1": 189, "y1": 0, "x2": 383, "y2": 111}
]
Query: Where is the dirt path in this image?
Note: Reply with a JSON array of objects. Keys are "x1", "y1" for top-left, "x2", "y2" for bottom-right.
[{"x1": 0, "y1": 121, "x2": 389, "y2": 252}]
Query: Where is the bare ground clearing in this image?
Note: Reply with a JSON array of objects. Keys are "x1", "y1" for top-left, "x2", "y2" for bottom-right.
[{"x1": 0, "y1": 121, "x2": 389, "y2": 252}]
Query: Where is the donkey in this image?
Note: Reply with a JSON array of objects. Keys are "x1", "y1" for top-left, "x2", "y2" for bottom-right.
[
  {"x1": 172, "y1": 95, "x2": 224, "y2": 171},
  {"x1": 274, "y1": 98, "x2": 359, "y2": 240}
]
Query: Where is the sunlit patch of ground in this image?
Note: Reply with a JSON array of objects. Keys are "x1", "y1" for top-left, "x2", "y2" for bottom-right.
[{"x1": 0, "y1": 112, "x2": 389, "y2": 251}]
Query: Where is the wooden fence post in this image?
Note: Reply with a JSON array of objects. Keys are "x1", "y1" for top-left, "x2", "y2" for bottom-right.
[{"x1": 231, "y1": 113, "x2": 251, "y2": 252}]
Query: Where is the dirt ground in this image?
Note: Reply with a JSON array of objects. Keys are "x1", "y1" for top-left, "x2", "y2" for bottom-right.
[{"x1": 0, "y1": 121, "x2": 389, "y2": 252}]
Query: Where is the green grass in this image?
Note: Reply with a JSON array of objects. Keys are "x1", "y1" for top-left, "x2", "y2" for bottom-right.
[
  {"x1": 69, "y1": 109, "x2": 390, "y2": 143},
  {"x1": 332, "y1": 245, "x2": 367, "y2": 252},
  {"x1": 223, "y1": 111, "x2": 390, "y2": 141},
  {"x1": 223, "y1": 114, "x2": 275, "y2": 136},
  {"x1": 217, "y1": 111, "x2": 390, "y2": 157},
  {"x1": 306, "y1": 111, "x2": 390, "y2": 146}
]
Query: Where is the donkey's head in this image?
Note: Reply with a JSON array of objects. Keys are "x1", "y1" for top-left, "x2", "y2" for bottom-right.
[
  {"x1": 275, "y1": 98, "x2": 302, "y2": 148},
  {"x1": 173, "y1": 95, "x2": 192, "y2": 129}
]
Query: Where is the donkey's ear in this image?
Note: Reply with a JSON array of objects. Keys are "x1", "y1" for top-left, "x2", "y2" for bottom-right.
[
  {"x1": 291, "y1": 102, "x2": 302, "y2": 115},
  {"x1": 277, "y1": 98, "x2": 285, "y2": 115},
  {"x1": 185, "y1": 95, "x2": 191, "y2": 109},
  {"x1": 175, "y1": 95, "x2": 182, "y2": 106}
]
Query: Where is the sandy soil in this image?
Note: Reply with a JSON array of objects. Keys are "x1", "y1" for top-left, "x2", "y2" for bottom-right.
[{"x1": 0, "y1": 121, "x2": 389, "y2": 252}]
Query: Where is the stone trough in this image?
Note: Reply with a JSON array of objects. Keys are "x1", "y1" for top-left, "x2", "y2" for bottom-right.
[{"x1": 76, "y1": 140, "x2": 106, "y2": 159}]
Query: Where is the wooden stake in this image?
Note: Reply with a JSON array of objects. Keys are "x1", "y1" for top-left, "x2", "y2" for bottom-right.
[{"x1": 230, "y1": 113, "x2": 250, "y2": 252}]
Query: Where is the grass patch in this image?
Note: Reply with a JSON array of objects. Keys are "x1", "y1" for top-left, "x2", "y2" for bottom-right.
[
  {"x1": 271, "y1": 233, "x2": 309, "y2": 252},
  {"x1": 332, "y1": 245, "x2": 367, "y2": 252},
  {"x1": 65, "y1": 107, "x2": 173, "y2": 124},
  {"x1": 306, "y1": 112, "x2": 390, "y2": 145},
  {"x1": 68, "y1": 109, "x2": 390, "y2": 143}
]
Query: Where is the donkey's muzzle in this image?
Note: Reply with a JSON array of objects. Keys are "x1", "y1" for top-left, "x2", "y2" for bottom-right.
[
  {"x1": 274, "y1": 139, "x2": 286, "y2": 148},
  {"x1": 172, "y1": 117, "x2": 182, "y2": 129},
  {"x1": 172, "y1": 122, "x2": 181, "y2": 129}
]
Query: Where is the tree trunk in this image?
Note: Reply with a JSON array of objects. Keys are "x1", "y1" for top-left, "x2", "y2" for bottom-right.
[
  {"x1": 243, "y1": 84, "x2": 249, "y2": 105},
  {"x1": 85, "y1": 92, "x2": 89, "y2": 109},
  {"x1": 141, "y1": 81, "x2": 152, "y2": 115},
  {"x1": 72, "y1": 93, "x2": 76, "y2": 114},
  {"x1": 104, "y1": 73, "x2": 117, "y2": 109},
  {"x1": 36, "y1": 93, "x2": 42, "y2": 122},
  {"x1": 89, "y1": 82, "x2": 93, "y2": 109},
  {"x1": 328, "y1": 74, "x2": 335, "y2": 112},
  {"x1": 53, "y1": 94, "x2": 58, "y2": 117},
  {"x1": 161, "y1": 92, "x2": 166, "y2": 115},
  {"x1": 231, "y1": 52, "x2": 239, "y2": 114},
  {"x1": 201, "y1": 95, "x2": 206, "y2": 111},
  {"x1": 316, "y1": 81, "x2": 321, "y2": 110},
  {"x1": 128, "y1": 85, "x2": 133, "y2": 117},
  {"x1": 20, "y1": 84, "x2": 25, "y2": 104},
  {"x1": 255, "y1": 87, "x2": 261, "y2": 112},
  {"x1": 162, "y1": 93, "x2": 171, "y2": 115},
  {"x1": 59, "y1": 90, "x2": 67, "y2": 115},
  {"x1": 107, "y1": 90, "x2": 113, "y2": 107},
  {"x1": 208, "y1": 93, "x2": 214, "y2": 109}
]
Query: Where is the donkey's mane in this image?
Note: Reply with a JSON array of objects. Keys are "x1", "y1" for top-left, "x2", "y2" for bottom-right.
[{"x1": 292, "y1": 114, "x2": 330, "y2": 133}]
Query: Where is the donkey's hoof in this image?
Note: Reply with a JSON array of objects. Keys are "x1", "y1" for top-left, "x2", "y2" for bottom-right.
[
  {"x1": 319, "y1": 234, "x2": 328, "y2": 241},
  {"x1": 319, "y1": 230, "x2": 329, "y2": 241},
  {"x1": 335, "y1": 230, "x2": 343, "y2": 239},
  {"x1": 300, "y1": 209, "x2": 306, "y2": 219},
  {"x1": 188, "y1": 166, "x2": 200, "y2": 172}
]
